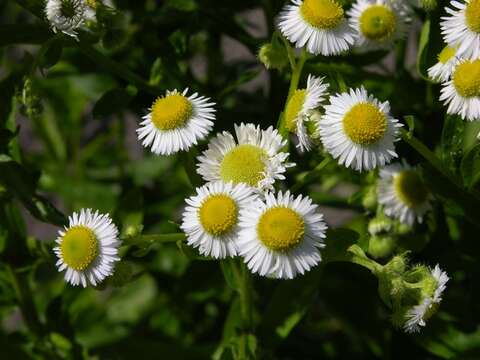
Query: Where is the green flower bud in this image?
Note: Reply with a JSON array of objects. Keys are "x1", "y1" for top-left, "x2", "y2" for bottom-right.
[
  {"x1": 362, "y1": 185, "x2": 377, "y2": 211},
  {"x1": 368, "y1": 214, "x2": 394, "y2": 235},
  {"x1": 368, "y1": 234, "x2": 397, "y2": 259},
  {"x1": 258, "y1": 42, "x2": 288, "y2": 70}
]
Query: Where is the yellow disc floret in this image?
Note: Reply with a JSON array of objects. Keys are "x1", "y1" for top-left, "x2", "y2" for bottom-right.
[
  {"x1": 343, "y1": 102, "x2": 387, "y2": 145},
  {"x1": 466, "y1": 0, "x2": 480, "y2": 33},
  {"x1": 300, "y1": 0, "x2": 344, "y2": 29},
  {"x1": 257, "y1": 207, "x2": 305, "y2": 251},
  {"x1": 359, "y1": 5, "x2": 396, "y2": 41},
  {"x1": 61, "y1": 226, "x2": 98, "y2": 271},
  {"x1": 285, "y1": 89, "x2": 306, "y2": 133},
  {"x1": 437, "y1": 46, "x2": 456, "y2": 64},
  {"x1": 453, "y1": 59, "x2": 480, "y2": 98},
  {"x1": 86, "y1": 0, "x2": 99, "y2": 9},
  {"x1": 220, "y1": 144, "x2": 267, "y2": 187},
  {"x1": 394, "y1": 170, "x2": 429, "y2": 208},
  {"x1": 150, "y1": 93, "x2": 193, "y2": 130},
  {"x1": 199, "y1": 194, "x2": 238, "y2": 236}
]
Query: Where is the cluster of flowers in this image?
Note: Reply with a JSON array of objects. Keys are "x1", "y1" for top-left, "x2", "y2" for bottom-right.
[{"x1": 45, "y1": 0, "x2": 457, "y2": 332}]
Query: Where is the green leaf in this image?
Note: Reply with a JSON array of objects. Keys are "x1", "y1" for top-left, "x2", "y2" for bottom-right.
[
  {"x1": 441, "y1": 115, "x2": 465, "y2": 173},
  {"x1": 40, "y1": 37, "x2": 63, "y2": 69},
  {"x1": 149, "y1": 58, "x2": 165, "y2": 86},
  {"x1": 165, "y1": 0, "x2": 198, "y2": 11},
  {"x1": 416, "y1": 13, "x2": 442, "y2": 81},
  {"x1": 461, "y1": 143, "x2": 480, "y2": 190}
]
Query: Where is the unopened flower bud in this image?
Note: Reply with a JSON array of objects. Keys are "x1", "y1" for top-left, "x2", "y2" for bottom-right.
[{"x1": 258, "y1": 42, "x2": 288, "y2": 70}]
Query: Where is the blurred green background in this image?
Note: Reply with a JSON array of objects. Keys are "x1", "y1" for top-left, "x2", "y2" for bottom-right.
[{"x1": 2, "y1": 0, "x2": 480, "y2": 359}]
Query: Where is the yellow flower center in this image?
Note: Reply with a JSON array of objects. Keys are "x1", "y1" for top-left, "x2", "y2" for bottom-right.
[
  {"x1": 437, "y1": 46, "x2": 456, "y2": 64},
  {"x1": 150, "y1": 93, "x2": 193, "y2": 131},
  {"x1": 60, "y1": 226, "x2": 98, "y2": 271},
  {"x1": 343, "y1": 102, "x2": 387, "y2": 145},
  {"x1": 219, "y1": 144, "x2": 267, "y2": 187},
  {"x1": 359, "y1": 5, "x2": 396, "y2": 41},
  {"x1": 257, "y1": 207, "x2": 305, "y2": 251},
  {"x1": 86, "y1": 0, "x2": 98, "y2": 9},
  {"x1": 466, "y1": 0, "x2": 480, "y2": 33},
  {"x1": 199, "y1": 194, "x2": 238, "y2": 236},
  {"x1": 300, "y1": 0, "x2": 344, "y2": 30},
  {"x1": 453, "y1": 59, "x2": 480, "y2": 98},
  {"x1": 285, "y1": 89, "x2": 306, "y2": 133},
  {"x1": 394, "y1": 170, "x2": 429, "y2": 208}
]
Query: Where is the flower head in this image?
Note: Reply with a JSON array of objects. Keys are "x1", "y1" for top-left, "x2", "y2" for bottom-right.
[
  {"x1": 278, "y1": 0, "x2": 355, "y2": 55},
  {"x1": 196, "y1": 123, "x2": 294, "y2": 191},
  {"x1": 137, "y1": 88, "x2": 216, "y2": 155},
  {"x1": 441, "y1": 0, "x2": 480, "y2": 59},
  {"x1": 348, "y1": 0, "x2": 411, "y2": 51},
  {"x1": 440, "y1": 58, "x2": 480, "y2": 121},
  {"x1": 181, "y1": 181, "x2": 258, "y2": 259},
  {"x1": 45, "y1": 0, "x2": 88, "y2": 39},
  {"x1": 319, "y1": 87, "x2": 402, "y2": 171},
  {"x1": 377, "y1": 162, "x2": 431, "y2": 226},
  {"x1": 428, "y1": 45, "x2": 459, "y2": 82},
  {"x1": 53, "y1": 209, "x2": 121, "y2": 287},
  {"x1": 237, "y1": 191, "x2": 327, "y2": 279},
  {"x1": 284, "y1": 75, "x2": 329, "y2": 152}
]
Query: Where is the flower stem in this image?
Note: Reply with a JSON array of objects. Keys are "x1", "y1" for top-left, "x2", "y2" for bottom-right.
[{"x1": 348, "y1": 245, "x2": 383, "y2": 274}]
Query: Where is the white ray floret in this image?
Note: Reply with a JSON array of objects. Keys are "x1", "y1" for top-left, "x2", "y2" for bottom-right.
[
  {"x1": 278, "y1": 0, "x2": 356, "y2": 56},
  {"x1": 318, "y1": 87, "x2": 402, "y2": 172},
  {"x1": 181, "y1": 181, "x2": 258, "y2": 259},
  {"x1": 441, "y1": 0, "x2": 480, "y2": 59},
  {"x1": 137, "y1": 88, "x2": 216, "y2": 156},
  {"x1": 196, "y1": 123, "x2": 294, "y2": 191},
  {"x1": 237, "y1": 191, "x2": 327, "y2": 279},
  {"x1": 440, "y1": 58, "x2": 480, "y2": 121},
  {"x1": 284, "y1": 75, "x2": 329, "y2": 152},
  {"x1": 377, "y1": 162, "x2": 431, "y2": 226},
  {"x1": 348, "y1": 0, "x2": 411, "y2": 51},
  {"x1": 53, "y1": 208, "x2": 121, "y2": 287},
  {"x1": 404, "y1": 265, "x2": 449, "y2": 333}
]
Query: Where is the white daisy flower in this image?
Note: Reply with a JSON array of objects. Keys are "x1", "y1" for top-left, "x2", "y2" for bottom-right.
[
  {"x1": 318, "y1": 87, "x2": 402, "y2": 172},
  {"x1": 53, "y1": 208, "x2": 121, "y2": 287},
  {"x1": 45, "y1": 0, "x2": 88, "y2": 39},
  {"x1": 236, "y1": 191, "x2": 327, "y2": 279},
  {"x1": 347, "y1": 0, "x2": 411, "y2": 51},
  {"x1": 439, "y1": 58, "x2": 480, "y2": 121},
  {"x1": 278, "y1": 0, "x2": 356, "y2": 56},
  {"x1": 137, "y1": 88, "x2": 216, "y2": 156},
  {"x1": 428, "y1": 45, "x2": 459, "y2": 82},
  {"x1": 181, "y1": 181, "x2": 258, "y2": 259},
  {"x1": 441, "y1": 0, "x2": 480, "y2": 59},
  {"x1": 284, "y1": 75, "x2": 329, "y2": 152},
  {"x1": 404, "y1": 265, "x2": 449, "y2": 333},
  {"x1": 377, "y1": 162, "x2": 431, "y2": 226},
  {"x1": 196, "y1": 123, "x2": 294, "y2": 191}
]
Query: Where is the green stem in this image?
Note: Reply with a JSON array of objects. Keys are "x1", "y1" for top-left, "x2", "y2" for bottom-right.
[
  {"x1": 232, "y1": 260, "x2": 253, "y2": 359},
  {"x1": 291, "y1": 157, "x2": 330, "y2": 193},
  {"x1": 124, "y1": 233, "x2": 186, "y2": 245},
  {"x1": 6, "y1": 264, "x2": 42, "y2": 338},
  {"x1": 347, "y1": 245, "x2": 382, "y2": 274},
  {"x1": 400, "y1": 129, "x2": 468, "y2": 195}
]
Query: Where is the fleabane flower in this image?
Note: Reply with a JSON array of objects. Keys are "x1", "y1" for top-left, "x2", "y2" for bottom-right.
[
  {"x1": 237, "y1": 191, "x2": 327, "y2": 279},
  {"x1": 441, "y1": 0, "x2": 480, "y2": 59},
  {"x1": 278, "y1": 0, "x2": 355, "y2": 56},
  {"x1": 348, "y1": 0, "x2": 411, "y2": 50},
  {"x1": 45, "y1": 0, "x2": 88, "y2": 39},
  {"x1": 137, "y1": 88, "x2": 216, "y2": 155},
  {"x1": 403, "y1": 265, "x2": 449, "y2": 333},
  {"x1": 319, "y1": 87, "x2": 402, "y2": 171},
  {"x1": 440, "y1": 58, "x2": 480, "y2": 121},
  {"x1": 196, "y1": 123, "x2": 294, "y2": 191},
  {"x1": 284, "y1": 75, "x2": 329, "y2": 152},
  {"x1": 428, "y1": 45, "x2": 459, "y2": 82},
  {"x1": 53, "y1": 209, "x2": 121, "y2": 287},
  {"x1": 377, "y1": 162, "x2": 431, "y2": 226},
  {"x1": 181, "y1": 181, "x2": 257, "y2": 259}
]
